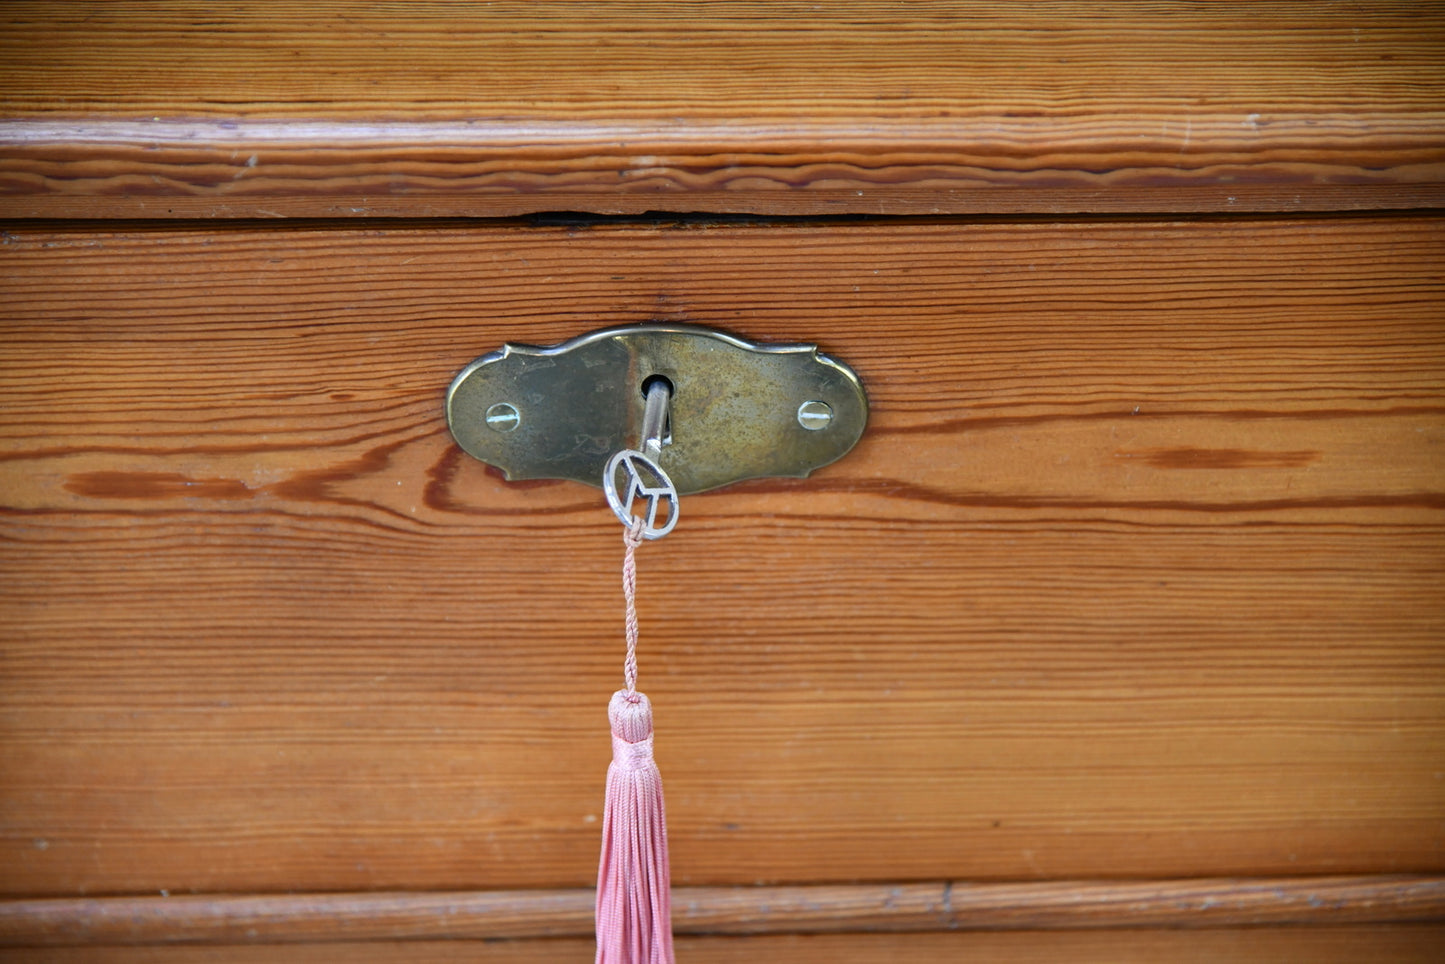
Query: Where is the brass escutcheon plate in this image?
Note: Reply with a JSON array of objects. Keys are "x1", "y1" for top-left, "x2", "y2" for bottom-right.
[{"x1": 446, "y1": 324, "x2": 868, "y2": 494}]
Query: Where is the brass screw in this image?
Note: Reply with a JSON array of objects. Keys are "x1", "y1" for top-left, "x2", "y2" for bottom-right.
[
  {"x1": 797, "y1": 400, "x2": 833, "y2": 430},
  {"x1": 486, "y1": 402, "x2": 520, "y2": 432}
]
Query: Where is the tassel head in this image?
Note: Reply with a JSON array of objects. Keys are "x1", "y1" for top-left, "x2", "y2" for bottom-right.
[{"x1": 609, "y1": 689, "x2": 655, "y2": 744}]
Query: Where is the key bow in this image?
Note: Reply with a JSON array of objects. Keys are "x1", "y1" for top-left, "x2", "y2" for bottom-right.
[{"x1": 603, "y1": 449, "x2": 679, "y2": 540}]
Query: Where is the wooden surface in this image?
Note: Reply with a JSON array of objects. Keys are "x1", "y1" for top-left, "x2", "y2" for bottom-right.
[
  {"x1": 3, "y1": 1, "x2": 1444, "y2": 217},
  {"x1": 5, "y1": 5, "x2": 1441, "y2": 958},
  {"x1": 1, "y1": 215, "x2": 1442, "y2": 900},
  {"x1": 4, "y1": 878, "x2": 1444, "y2": 946},
  {"x1": 2, "y1": 927, "x2": 1444, "y2": 964}
]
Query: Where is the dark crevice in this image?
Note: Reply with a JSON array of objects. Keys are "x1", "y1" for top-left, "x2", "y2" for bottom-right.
[{"x1": 2, "y1": 208, "x2": 1443, "y2": 236}]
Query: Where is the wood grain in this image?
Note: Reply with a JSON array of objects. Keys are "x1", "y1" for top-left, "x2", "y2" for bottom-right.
[
  {"x1": 4, "y1": 928, "x2": 1445, "y2": 964},
  {"x1": 2, "y1": 2, "x2": 1443, "y2": 217},
  {"x1": 3, "y1": 878, "x2": 1443, "y2": 946},
  {"x1": 1, "y1": 217, "x2": 1442, "y2": 898}
]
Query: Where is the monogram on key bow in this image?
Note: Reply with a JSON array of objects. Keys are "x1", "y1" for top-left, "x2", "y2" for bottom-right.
[{"x1": 603, "y1": 449, "x2": 679, "y2": 540}]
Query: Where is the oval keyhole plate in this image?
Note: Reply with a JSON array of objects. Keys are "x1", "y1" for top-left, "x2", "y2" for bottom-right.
[{"x1": 446, "y1": 324, "x2": 868, "y2": 495}]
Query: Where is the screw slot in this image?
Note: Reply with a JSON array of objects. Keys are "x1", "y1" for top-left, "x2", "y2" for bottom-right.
[
  {"x1": 797, "y1": 400, "x2": 834, "y2": 430},
  {"x1": 485, "y1": 402, "x2": 520, "y2": 432}
]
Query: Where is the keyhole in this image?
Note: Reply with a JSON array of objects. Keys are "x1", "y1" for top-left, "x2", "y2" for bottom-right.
[
  {"x1": 640, "y1": 374, "x2": 675, "y2": 398},
  {"x1": 639, "y1": 374, "x2": 674, "y2": 452}
]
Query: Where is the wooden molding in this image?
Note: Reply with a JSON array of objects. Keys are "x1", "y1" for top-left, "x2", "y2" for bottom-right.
[
  {"x1": 2, "y1": 2, "x2": 1443, "y2": 217},
  {"x1": 1, "y1": 877, "x2": 1443, "y2": 947},
  {"x1": 2, "y1": 118, "x2": 1442, "y2": 220}
]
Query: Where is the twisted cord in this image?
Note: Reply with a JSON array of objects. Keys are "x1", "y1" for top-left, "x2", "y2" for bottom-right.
[{"x1": 622, "y1": 518, "x2": 645, "y2": 695}]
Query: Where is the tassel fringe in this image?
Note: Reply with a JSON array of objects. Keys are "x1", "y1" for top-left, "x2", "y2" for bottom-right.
[{"x1": 596, "y1": 689, "x2": 674, "y2": 964}]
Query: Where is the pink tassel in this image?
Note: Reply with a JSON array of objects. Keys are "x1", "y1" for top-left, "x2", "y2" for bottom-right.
[{"x1": 596, "y1": 688, "x2": 674, "y2": 964}]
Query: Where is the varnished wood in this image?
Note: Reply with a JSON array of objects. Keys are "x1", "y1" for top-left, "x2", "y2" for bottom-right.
[
  {"x1": 2, "y1": 2, "x2": 1443, "y2": 217},
  {"x1": 2, "y1": 878, "x2": 1443, "y2": 946},
  {"x1": 1, "y1": 216, "x2": 1441, "y2": 897},
  {"x1": 5, "y1": 928, "x2": 1445, "y2": 964}
]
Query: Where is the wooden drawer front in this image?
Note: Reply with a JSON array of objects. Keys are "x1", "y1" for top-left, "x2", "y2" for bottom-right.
[{"x1": 2, "y1": 216, "x2": 1442, "y2": 906}]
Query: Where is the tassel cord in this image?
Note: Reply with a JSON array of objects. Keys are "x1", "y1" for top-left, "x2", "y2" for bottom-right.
[{"x1": 622, "y1": 518, "x2": 644, "y2": 694}]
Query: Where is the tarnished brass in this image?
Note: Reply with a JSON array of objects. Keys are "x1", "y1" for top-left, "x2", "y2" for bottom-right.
[{"x1": 446, "y1": 324, "x2": 868, "y2": 494}]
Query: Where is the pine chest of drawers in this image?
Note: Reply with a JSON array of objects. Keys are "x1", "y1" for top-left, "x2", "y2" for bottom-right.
[{"x1": 2, "y1": 4, "x2": 1444, "y2": 961}]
